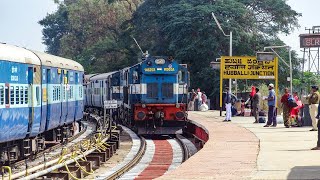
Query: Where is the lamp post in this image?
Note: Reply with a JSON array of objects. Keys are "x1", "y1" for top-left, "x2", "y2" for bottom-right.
[
  {"x1": 263, "y1": 46, "x2": 293, "y2": 93},
  {"x1": 212, "y1": 12, "x2": 233, "y2": 94}
]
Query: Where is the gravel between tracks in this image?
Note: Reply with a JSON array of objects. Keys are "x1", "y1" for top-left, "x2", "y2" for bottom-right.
[{"x1": 84, "y1": 127, "x2": 133, "y2": 179}]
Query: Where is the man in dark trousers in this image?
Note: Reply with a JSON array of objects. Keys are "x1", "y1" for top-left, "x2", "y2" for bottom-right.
[
  {"x1": 252, "y1": 88, "x2": 261, "y2": 123},
  {"x1": 264, "y1": 84, "x2": 277, "y2": 127}
]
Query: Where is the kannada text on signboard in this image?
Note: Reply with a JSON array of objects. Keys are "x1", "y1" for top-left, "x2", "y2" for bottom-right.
[{"x1": 221, "y1": 56, "x2": 277, "y2": 79}]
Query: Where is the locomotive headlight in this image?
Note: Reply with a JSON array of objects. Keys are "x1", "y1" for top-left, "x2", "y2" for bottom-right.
[
  {"x1": 175, "y1": 111, "x2": 185, "y2": 119},
  {"x1": 137, "y1": 112, "x2": 146, "y2": 120},
  {"x1": 142, "y1": 104, "x2": 146, "y2": 108},
  {"x1": 155, "y1": 58, "x2": 165, "y2": 65},
  {"x1": 176, "y1": 103, "x2": 180, "y2": 108}
]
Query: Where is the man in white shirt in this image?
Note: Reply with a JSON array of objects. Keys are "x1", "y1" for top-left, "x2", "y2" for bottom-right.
[
  {"x1": 197, "y1": 88, "x2": 202, "y2": 110},
  {"x1": 223, "y1": 87, "x2": 232, "y2": 122}
]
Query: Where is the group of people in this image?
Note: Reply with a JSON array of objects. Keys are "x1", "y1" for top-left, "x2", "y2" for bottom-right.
[
  {"x1": 224, "y1": 83, "x2": 320, "y2": 151},
  {"x1": 224, "y1": 83, "x2": 301, "y2": 128},
  {"x1": 188, "y1": 88, "x2": 208, "y2": 111},
  {"x1": 249, "y1": 84, "x2": 300, "y2": 128}
]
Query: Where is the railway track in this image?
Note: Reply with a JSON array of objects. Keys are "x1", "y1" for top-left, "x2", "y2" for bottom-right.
[
  {"x1": 2, "y1": 118, "x2": 197, "y2": 180},
  {"x1": 1, "y1": 113, "x2": 120, "y2": 180},
  {"x1": 104, "y1": 132, "x2": 197, "y2": 180}
]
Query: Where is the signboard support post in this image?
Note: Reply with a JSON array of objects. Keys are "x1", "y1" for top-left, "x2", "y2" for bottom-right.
[{"x1": 220, "y1": 65, "x2": 223, "y2": 116}]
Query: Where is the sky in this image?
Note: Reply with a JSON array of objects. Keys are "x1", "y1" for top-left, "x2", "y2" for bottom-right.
[
  {"x1": 0, "y1": 0, "x2": 57, "y2": 52},
  {"x1": 279, "y1": 0, "x2": 320, "y2": 56},
  {"x1": 0, "y1": 0, "x2": 319, "y2": 55}
]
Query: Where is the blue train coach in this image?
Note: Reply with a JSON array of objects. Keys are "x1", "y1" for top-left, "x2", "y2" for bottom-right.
[{"x1": 0, "y1": 43, "x2": 84, "y2": 163}]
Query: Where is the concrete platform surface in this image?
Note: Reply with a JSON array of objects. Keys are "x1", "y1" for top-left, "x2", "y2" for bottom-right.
[
  {"x1": 158, "y1": 111, "x2": 259, "y2": 180},
  {"x1": 158, "y1": 111, "x2": 320, "y2": 180}
]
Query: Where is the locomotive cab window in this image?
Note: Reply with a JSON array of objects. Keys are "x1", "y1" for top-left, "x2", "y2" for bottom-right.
[
  {"x1": 178, "y1": 70, "x2": 186, "y2": 84},
  {"x1": 133, "y1": 71, "x2": 139, "y2": 83}
]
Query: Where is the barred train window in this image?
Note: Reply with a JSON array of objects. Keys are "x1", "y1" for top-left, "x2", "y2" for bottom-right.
[
  {"x1": 15, "y1": 86, "x2": 19, "y2": 104},
  {"x1": 63, "y1": 86, "x2": 66, "y2": 100},
  {"x1": 58, "y1": 87, "x2": 61, "y2": 101},
  {"x1": 53, "y1": 87, "x2": 56, "y2": 101},
  {"x1": 25, "y1": 87, "x2": 28, "y2": 104},
  {"x1": 20, "y1": 86, "x2": 24, "y2": 104},
  {"x1": 36, "y1": 87, "x2": 40, "y2": 105},
  {"x1": 70, "y1": 86, "x2": 73, "y2": 99},
  {"x1": 68, "y1": 87, "x2": 71, "y2": 99},
  {"x1": 0, "y1": 86, "x2": 4, "y2": 105},
  {"x1": 10, "y1": 86, "x2": 14, "y2": 105}
]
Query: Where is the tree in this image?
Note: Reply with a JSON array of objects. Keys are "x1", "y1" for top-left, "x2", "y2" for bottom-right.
[
  {"x1": 40, "y1": 0, "x2": 143, "y2": 73},
  {"x1": 39, "y1": 4, "x2": 69, "y2": 55},
  {"x1": 127, "y1": 0, "x2": 300, "y2": 95}
]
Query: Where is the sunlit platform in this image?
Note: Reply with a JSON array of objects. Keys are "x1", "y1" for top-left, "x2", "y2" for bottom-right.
[{"x1": 159, "y1": 110, "x2": 320, "y2": 180}]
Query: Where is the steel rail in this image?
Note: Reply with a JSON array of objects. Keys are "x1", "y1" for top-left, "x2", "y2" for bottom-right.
[{"x1": 105, "y1": 136, "x2": 146, "y2": 180}]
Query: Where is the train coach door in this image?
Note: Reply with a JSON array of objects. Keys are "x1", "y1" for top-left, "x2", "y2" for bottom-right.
[
  {"x1": 62, "y1": 70, "x2": 68, "y2": 124},
  {"x1": 28, "y1": 67, "x2": 34, "y2": 134},
  {"x1": 74, "y1": 72, "x2": 79, "y2": 120},
  {"x1": 27, "y1": 66, "x2": 41, "y2": 135},
  {"x1": 46, "y1": 69, "x2": 51, "y2": 128}
]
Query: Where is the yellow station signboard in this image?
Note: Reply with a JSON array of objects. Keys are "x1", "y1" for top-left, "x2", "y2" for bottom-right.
[
  {"x1": 221, "y1": 56, "x2": 278, "y2": 79},
  {"x1": 219, "y1": 56, "x2": 278, "y2": 109}
]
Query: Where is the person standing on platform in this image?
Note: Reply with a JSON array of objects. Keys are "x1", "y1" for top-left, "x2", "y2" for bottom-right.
[
  {"x1": 307, "y1": 85, "x2": 319, "y2": 131},
  {"x1": 197, "y1": 88, "x2": 202, "y2": 110},
  {"x1": 201, "y1": 91, "x2": 207, "y2": 104},
  {"x1": 224, "y1": 87, "x2": 232, "y2": 122},
  {"x1": 250, "y1": 86, "x2": 256, "y2": 116},
  {"x1": 311, "y1": 86, "x2": 320, "y2": 150},
  {"x1": 188, "y1": 89, "x2": 197, "y2": 111},
  {"x1": 252, "y1": 88, "x2": 261, "y2": 123},
  {"x1": 280, "y1": 88, "x2": 291, "y2": 128},
  {"x1": 264, "y1": 84, "x2": 277, "y2": 127},
  {"x1": 293, "y1": 91, "x2": 299, "y2": 101}
]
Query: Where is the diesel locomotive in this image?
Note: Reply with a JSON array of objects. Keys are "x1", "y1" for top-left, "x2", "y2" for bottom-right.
[
  {"x1": 0, "y1": 43, "x2": 84, "y2": 163},
  {"x1": 84, "y1": 55, "x2": 189, "y2": 134}
]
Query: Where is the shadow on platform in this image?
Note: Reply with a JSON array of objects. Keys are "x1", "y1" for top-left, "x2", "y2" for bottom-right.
[{"x1": 288, "y1": 166, "x2": 320, "y2": 179}]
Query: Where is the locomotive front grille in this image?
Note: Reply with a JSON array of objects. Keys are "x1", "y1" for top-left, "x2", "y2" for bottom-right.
[
  {"x1": 147, "y1": 83, "x2": 158, "y2": 98},
  {"x1": 162, "y1": 83, "x2": 173, "y2": 98}
]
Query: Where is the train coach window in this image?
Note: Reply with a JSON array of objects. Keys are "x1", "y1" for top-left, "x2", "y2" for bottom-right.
[
  {"x1": 10, "y1": 86, "x2": 14, "y2": 105},
  {"x1": 15, "y1": 86, "x2": 19, "y2": 104},
  {"x1": 80, "y1": 87, "x2": 83, "y2": 98},
  {"x1": 58, "y1": 87, "x2": 61, "y2": 101},
  {"x1": 20, "y1": 86, "x2": 24, "y2": 104},
  {"x1": 63, "y1": 86, "x2": 66, "y2": 100},
  {"x1": 5, "y1": 86, "x2": 9, "y2": 105},
  {"x1": 25, "y1": 87, "x2": 28, "y2": 104},
  {"x1": 36, "y1": 87, "x2": 40, "y2": 105},
  {"x1": 0, "y1": 86, "x2": 4, "y2": 105}
]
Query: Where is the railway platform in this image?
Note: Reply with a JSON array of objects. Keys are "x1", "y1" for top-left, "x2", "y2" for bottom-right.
[{"x1": 159, "y1": 111, "x2": 320, "y2": 180}]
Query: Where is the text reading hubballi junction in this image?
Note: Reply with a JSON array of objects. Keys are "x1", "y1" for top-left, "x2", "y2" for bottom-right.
[{"x1": 221, "y1": 56, "x2": 278, "y2": 80}]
